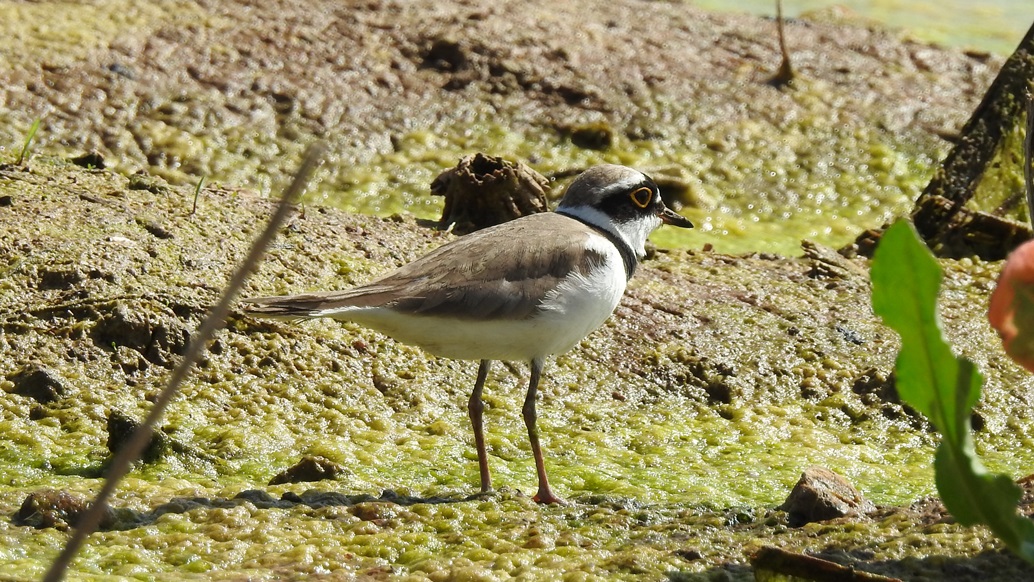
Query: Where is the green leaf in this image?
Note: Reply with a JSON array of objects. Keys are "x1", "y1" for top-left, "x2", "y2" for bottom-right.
[
  {"x1": 871, "y1": 221, "x2": 965, "y2": 438},
  {"x1": 871, "y1": 219, "x2": 1034, "y2": 562}
]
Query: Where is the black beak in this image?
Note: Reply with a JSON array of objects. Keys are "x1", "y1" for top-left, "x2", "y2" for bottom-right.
[{"x1": 659, "y1": 206, "x2": 693, "y2": 228}]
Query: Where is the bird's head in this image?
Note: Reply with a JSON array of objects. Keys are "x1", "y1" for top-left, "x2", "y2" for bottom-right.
[{"x1": 556, "y1": 164, "x2": 693, "y2": 260}]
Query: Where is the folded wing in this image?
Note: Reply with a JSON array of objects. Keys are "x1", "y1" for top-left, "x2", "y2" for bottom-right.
[{"x1": 243, "y1": 213, "x2": 605, "y2": 322}]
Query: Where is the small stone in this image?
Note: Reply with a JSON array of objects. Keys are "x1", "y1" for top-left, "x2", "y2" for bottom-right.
[{"x1": 778, "y1": 466, "x2": 875, "y2": 527}]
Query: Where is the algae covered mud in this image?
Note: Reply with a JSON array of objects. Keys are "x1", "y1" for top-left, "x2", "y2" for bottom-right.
[
  {"x1": 697, "y1": 0, "x2": 1034, "y2": 56},
  {"x1": 0, "y1": 0, "x2": 1000, "y2": 255},
  {"x1": 1, "y1": 158, "x2": 1033, "y2": 580},
  {"x1": 2, "y1": 0, "x2": 1034, "y2": 579}
]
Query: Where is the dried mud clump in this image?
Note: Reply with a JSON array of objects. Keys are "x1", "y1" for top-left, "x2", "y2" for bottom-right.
[
  {"x1": 13, "y1": 489, "x2": 114, "y2": 531},
  {"x1": 268, "y1": 455, "x2": 348, "y2": 485},
  {"x1": 92, "y1": 303, "x2": 192, "y2": 367},
  {"x1": 106, "y1": 409, "x2": 171, "y2": 464},
  {"x1": 430, "y1": 153, "x2": 549, "y2": 234},
  {"x1": 8, "y1": 364, "x2": 66, "y2": 404}
]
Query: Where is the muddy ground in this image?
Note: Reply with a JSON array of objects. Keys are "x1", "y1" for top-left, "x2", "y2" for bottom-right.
[
  {"x1": 2, "y1": 0, "x2": 1034, "y2": 580},
  {"x1": 0, "y1": 0, "x2": 1006, "y2": 255}
]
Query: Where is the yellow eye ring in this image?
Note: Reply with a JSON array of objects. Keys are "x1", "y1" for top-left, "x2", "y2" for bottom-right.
[{"x1": 630, "y1": 187, "x2": 652, "y2": 209}]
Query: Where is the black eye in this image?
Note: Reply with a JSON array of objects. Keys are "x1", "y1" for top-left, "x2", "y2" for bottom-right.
[{"x1": 629, "y1": 187, "x2": 652, "y2": 209}]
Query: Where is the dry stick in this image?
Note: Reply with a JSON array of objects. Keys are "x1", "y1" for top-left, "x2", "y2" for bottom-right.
[
  {"x1": 769, "y1": 0, "x2": 795, "y2": 86},
  {"x1": 42, "y1": 142, "x2": 326, "y2": 582},
  {"x1": 1026, "y1": 89, "x2": 1034, "y2": 229}
]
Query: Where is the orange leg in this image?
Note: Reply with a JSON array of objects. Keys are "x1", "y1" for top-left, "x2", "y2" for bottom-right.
[
  {"x1": 522, "y1": 357, "x2": 567, "y2": 505},
  {"x1": 468, "y1": 359, "x2": 492, "y2": 493}
]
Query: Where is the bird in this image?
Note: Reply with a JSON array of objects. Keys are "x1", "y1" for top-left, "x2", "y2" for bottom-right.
[{"x1": 242, "y1": 164, "x2": 693, "y2": 504}]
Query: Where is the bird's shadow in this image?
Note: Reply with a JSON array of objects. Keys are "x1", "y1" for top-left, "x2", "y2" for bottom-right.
[{"x1": 105, "y1": 487, "x2": 482, "y2": 531}]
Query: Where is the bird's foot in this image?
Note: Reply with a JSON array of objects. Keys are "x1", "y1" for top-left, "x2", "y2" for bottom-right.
[{"x1": 532, "y1": 489, "x2": 568, "y2": 506}]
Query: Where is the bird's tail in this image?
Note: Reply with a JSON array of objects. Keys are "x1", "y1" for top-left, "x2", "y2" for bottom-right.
[{"x1": 240, "y1": 294, "x2": 330, "y2": 321}]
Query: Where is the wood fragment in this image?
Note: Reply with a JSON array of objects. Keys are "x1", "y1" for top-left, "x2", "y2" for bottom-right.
[
  {"x1": 909, "y1": 22, "x2": 1034, "y2": 258},
  {"x1": 751, "y1": 546, "x2": 903, "y2": 582}
]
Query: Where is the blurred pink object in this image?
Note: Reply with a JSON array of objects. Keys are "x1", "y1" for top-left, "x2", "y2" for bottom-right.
[{"x1": 989, "y1": 240, "x2": 1034, "y2": 372}]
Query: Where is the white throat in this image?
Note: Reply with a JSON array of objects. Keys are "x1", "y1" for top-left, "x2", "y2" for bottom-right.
[{"x1": 555, "y1": 204, "x2": 660, "y2": 260}]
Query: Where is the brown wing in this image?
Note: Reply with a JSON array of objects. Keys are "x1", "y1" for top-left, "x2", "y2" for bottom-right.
[{"x1": 243, "y1": 213, "x2": 607, "y2": 321}]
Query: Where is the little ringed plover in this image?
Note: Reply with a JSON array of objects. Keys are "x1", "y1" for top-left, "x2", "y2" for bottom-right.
[{"x1": 243, "y1": 164, "x2": 693, "y2": 504}]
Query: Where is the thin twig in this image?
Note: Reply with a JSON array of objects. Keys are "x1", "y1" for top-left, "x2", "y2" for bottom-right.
[
  {"x1": 42, "y1": 142, "x2": 326, "y2": 582},
  {"x1": 1025, "y1": 87, "x2": 1034, "y2": 229}
]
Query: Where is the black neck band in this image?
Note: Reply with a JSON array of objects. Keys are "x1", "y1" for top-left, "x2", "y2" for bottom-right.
[{"x1": 557, "y1": 211, "x2": 637, "y2": 280}]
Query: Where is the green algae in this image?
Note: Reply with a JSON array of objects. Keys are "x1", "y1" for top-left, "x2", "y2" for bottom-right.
[
  {"x1": 323, "y1": 98, "x2": 939, "y2": 258},
  {"x1": 698, "y1": 1, "x2": 1033, "y2": 56},
  {"x1": 966, "y1": 122, "x2": 1030, "y2": 222}
]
